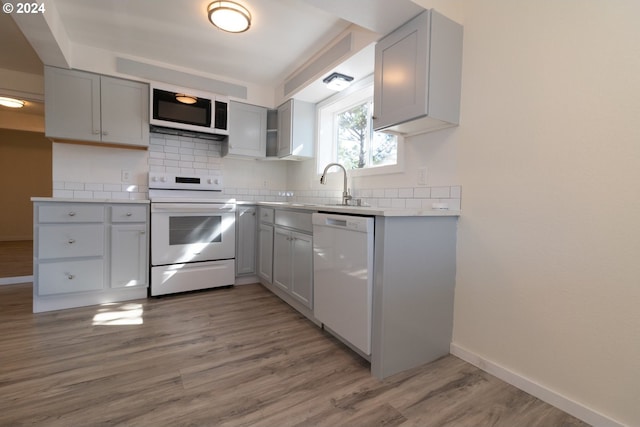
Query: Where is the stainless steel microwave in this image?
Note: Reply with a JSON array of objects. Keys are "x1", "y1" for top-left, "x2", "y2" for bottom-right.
[{"x1": 150, "y1": 85, "x2": 229, "y2": 138}]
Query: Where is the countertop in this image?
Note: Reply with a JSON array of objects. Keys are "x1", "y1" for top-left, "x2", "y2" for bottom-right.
[
  {"x1": 31, "y1": 198, "x2": 458, "y2": 216},
  {"x1": 242, "y1": 201, "x2": 460, "y2": 217},
  {"x1": 31, "y1": 197, "x2": 150, "y2": 204}
]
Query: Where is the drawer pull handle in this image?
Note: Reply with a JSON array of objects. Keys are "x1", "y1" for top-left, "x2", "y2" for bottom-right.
[
  {"x1": 68, "y1": 211, "x2": 76, "y2": 216},
  {"x1": 126, "y1": 212, "x2": 133, "y2": 216},
  {"x1": 68, "y1": 239, "x2": 76, "y2": 244},
  {"x1": 67, "y1": 274, "x2": 75, "y2": 280}
]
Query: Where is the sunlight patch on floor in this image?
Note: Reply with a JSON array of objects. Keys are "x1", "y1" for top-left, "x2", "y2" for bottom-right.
[{"x1": 92, "y1": 302, "x2": 144, "y2": 325}]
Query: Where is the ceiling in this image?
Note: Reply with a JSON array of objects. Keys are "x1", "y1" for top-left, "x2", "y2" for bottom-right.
[{"x1": 0, "y1": 0, "x2": 425, "y2": 108}]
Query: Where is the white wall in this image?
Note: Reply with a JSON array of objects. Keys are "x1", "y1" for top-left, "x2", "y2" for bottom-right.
[{"x1": 411, "y1": 0, "x2": 640, "y2": 425}]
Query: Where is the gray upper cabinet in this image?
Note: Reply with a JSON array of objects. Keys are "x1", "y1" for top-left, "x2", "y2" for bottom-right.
[
  {"x1": 276, "y1": 98, "x2": 314, "y2": 159},
  {"x1": 373, "y1": 9, "x2": 463, "y2": 136},
  {"x1": 224, "y1": 101, "x2": 267, "y2": 158},
  {"x1": 44, "y1": 66, "x2": 149, "y2": 148}
]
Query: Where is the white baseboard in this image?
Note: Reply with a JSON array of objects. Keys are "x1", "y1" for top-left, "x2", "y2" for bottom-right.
[
  {"x1": 0, "y1": 276, "x2": 33, "y2": 286},
  {"x1": 450, "y1": 342, "x2": 625, "y2": 427}
]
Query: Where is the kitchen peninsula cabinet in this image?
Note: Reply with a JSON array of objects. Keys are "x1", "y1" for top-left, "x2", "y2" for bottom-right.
[
  {"x1": 44, "y1": 66, "x2": 149, "y2": 147},
  {"x1": 276, "y1": 98, "x2": 314, "y2": 159},
  {"x1": 373, "y1": 9, "x2": 463, "y2": 135},
  {"x1": 223, "y1": 101, "x2": 267, "y2": 158},
  {"x1": 32, "y1": 199, "x2": 149, "y2": 313}
]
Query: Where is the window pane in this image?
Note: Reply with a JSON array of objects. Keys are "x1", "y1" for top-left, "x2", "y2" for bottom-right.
[
  {"x1": 336, "y1": 102, "x2": 370, "y2": 169},
  {"x1": 371, "y1": 132, "x2": 397, "y2": 167}
]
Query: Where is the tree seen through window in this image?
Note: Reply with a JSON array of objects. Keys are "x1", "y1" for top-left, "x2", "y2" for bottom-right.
[{"x1": 336, "y1": 101, "x2": 397, "y2": 170}]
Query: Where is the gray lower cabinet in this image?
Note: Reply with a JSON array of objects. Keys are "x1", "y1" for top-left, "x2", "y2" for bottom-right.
[
  {"x1": 258, "y1": 207, "x2": 314, "y2": 318},
  {"x1": 257, "y1": 207, "x2": 274, "y2": 282},
  {"x1": 258, "y1": 223, "x2": 274, "y2": 282},
  {"x1": 236, "y1": 205, "x2": 257, "y2": 275},
  {"x1": 273, "y1": 228, "x2": 313, "y2": 309},
  {"x1": 33, "y1": 200, "x2": 149, "y2": 313},
  {"x1": 110, "y1": 205, "x2": 148, "y2": 288}
]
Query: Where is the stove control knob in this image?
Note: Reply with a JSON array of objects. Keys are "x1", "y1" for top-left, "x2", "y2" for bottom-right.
[
  {"x1": 160, "y1": 176, "x2": 166, "y2": 182},
  {"x1": 151, "y1": 176, "x2": 157, "y2": 182},
  {"x1": 214, "y1": 178, "x2": 219, "y2": 185},
  {"x1": 207, "y1": 178, "x2": 213, "y2": 184}
]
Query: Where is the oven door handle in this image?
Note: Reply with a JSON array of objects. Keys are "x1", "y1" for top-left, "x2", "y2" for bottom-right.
[{"x1": 151, "y1": 203, "x2": 236, "y2": 213}]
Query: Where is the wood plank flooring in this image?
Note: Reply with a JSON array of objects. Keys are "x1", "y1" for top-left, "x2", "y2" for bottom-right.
[
  {"x1": 0, "y1": 283, "x2": 589, "y2": 427},
  {"x1": 0, "y1": 240, "x2": 32, "y2": 278}
]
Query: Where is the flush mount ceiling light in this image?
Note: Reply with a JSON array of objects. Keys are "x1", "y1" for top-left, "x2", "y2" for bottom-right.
[
  {"x1": 322, "y1": 72, "x2": 354, "y2": 91},
  {"x1": 0, "y1": 96, "x2": 25, "y2": 108},
  {"x1": 175, "y1": 93, "x2": 198, "y2": 104},
  {"x1": 207, "y1": 1, "x2": 251, "y2": 33}
]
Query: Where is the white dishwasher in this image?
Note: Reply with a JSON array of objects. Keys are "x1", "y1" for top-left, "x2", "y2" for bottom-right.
[{"x1": 312, "y1": 213, "x2": 374, "y2": 356}]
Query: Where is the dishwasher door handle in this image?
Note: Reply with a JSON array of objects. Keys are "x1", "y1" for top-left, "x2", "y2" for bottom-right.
[{"x1": 326, "y1": 218, "x2": 348, "y2": 227}]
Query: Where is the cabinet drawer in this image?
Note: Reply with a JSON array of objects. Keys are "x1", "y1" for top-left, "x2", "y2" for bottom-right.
[
  {"x1": 38, "y1": 224, "x2": 104, "y2": 259},
  {"x1": 259, "y1": 207, "x2": 274, "y2": 224},
  {"x1": 111, "y1": 205, "x2": 148, "y2": 222},
  {"x1": 39, "y1": 204, "x2": 104, "y2": 223},
  {"x1": 38, "y1": 259, "x2": 104, "y2": 295},
  {"x1": 275, "y1": 210, "x2": 312, "y2": 233}
]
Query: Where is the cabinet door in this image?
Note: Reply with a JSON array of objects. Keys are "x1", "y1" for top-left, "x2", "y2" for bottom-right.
[
  {"x1": 258, "y1": 223, "x2": 273, "y2": 282},
  {"x1": 236, "y1": 206, "x2": 257, "y2": 275},
  {"x1": 373, "y1": 11, "x2": 429, "y2": 131},
  {"x1": 38, "y1": 258, "x2": 104, "y2": 295},
  {"x1": 100, "y1": 76, "x2": 149, "y2": 147},
  {"x1": 228, "y1": 102, "x2": 267, "y2": 157},
  {"x1": 44, "y1": 66, "x2": 101, "y2": 142},
  {"x1": 272, "y1": 227, "x2": 292, "y2": 292},
  {"x1": 291, "y1": 231, "x2": 313, "y2": 309},
  {"x1": 276, "y1": 99, "x2": 293, "y2": 157},
  {"x1": 110, "y1": 224, "x2": 148, "y2": 288}
]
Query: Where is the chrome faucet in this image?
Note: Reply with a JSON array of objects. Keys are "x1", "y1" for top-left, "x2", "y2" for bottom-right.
[{"x1": 320, "y1": 162, "x2": 352, "y2": 205}]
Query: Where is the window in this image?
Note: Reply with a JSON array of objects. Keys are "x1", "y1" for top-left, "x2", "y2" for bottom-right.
[{"x1": 317, "y1": 76, "x2": 403, "y2": 176}]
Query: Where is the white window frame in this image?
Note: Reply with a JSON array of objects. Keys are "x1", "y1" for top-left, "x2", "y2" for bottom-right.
[{"x1": 316, "y1": 75, "x2": 404, "y2": 177}]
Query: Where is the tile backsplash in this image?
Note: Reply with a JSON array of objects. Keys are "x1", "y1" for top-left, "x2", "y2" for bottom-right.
[{"x1": 53, "y1": 132, "x2": 461, "y2": 210}]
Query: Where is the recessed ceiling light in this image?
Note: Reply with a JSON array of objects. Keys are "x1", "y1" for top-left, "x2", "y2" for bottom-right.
[
  {"x1": 322, "y1": 72, "x2": 354, "y2": 91},
  {"x1": 207, "y1": 1, "x2": 251, "y2": 33},
  {"x1": 0, "y1": 96, "x2": 25, "y2": 108}
]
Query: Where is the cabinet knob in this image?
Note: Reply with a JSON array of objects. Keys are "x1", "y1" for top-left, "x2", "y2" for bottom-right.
[
  {"x1": 66, "y1": 274, "x2": 75, "y2": 280},
  {"x1": 126, "y1": 212, "x2": 132, "y2": 216},
  {"x1": 68, "y1": 238, "x2": 75, "y2": 244},
  {"x1": 102, "y1": 131, "x2": 109, "y2": 136},
  {"x1": 68, "y1": 211, "x2": 76, "y2": 216},
  {"x1": 140, "y1": 231, "x2": 146, "y2": 235},
  {"x1": 92, "y1": 130, "x2": 100, "y2": 135}
]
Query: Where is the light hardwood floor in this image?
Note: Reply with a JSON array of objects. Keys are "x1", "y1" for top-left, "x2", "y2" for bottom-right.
[
  {"x1": 0, "y1": 283, "x2": 589, "y2": 427},
  {"x1": 0, "y1": 240, "x2": 32, "y2": 278}
]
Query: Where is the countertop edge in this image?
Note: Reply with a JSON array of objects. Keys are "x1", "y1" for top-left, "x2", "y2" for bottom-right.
[
  {"x1": 31, "y1": 197, "x2": 150, "y2": 204},
  {"x1": 240, "y1": 201, "x2": 460, "y2": 217}
]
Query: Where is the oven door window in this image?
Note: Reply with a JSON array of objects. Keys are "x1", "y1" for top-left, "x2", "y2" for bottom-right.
[{"x1": 169, "y1": 216, "x2": 222, "y2": 245}]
